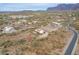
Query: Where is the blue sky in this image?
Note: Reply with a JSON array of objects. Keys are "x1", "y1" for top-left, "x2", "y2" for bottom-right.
[{"x1": 0, "y1": 3, "x2": 58, "y2": 11}]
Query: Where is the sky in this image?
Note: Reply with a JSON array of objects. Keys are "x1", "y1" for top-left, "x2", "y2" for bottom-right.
[{"x1": 0, "y1": 3, "x2": 58, "y2": 11}]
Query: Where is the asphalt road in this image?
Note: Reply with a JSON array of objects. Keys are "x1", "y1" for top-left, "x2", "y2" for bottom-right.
[{"x1": 64, "y1": 28, "x2": 78, "y2": 55}]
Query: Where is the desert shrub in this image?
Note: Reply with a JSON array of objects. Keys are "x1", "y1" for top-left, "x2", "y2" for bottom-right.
[
  {"x1": 15, "y1": 39, "x2": 27, "y2": 45},
  {"x1": 0, "y1": 40, "x2": 14, "y2": 48},
  {"x1": 1, "y1": 48, "x2": 9, "y2": 55},
  {"x1": 0, "y1": 39, "x2": 27, "y2": 48},
  {"x1": 73, "y1": 20, "x2": 79, "y2": 31},
  {"x1": 31, "y1": 41, "x2": 41, "y2": 48}
]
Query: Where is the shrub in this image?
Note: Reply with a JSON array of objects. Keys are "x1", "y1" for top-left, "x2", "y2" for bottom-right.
[{"x1": 0, "y1": 40, "x2": 14, "y2": 48}]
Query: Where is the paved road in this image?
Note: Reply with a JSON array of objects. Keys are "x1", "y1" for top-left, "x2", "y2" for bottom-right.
[{"x1": 64, "y1": 27, "x2": 78, "y2": 55}]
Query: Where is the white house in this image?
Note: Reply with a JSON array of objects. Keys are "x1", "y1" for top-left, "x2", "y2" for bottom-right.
[
  {"x1": 35, "y1": 29, "x2": 45, "y2": 34},
  {"x1": 35, "y1": 28, "x2": 49, "y2": 39},
  {"x1": 2, "y1": 26, "x2": 16, "y2": 33},
  {"x1": 37, "y1": 32, "x2": 49, "y2": 39}
]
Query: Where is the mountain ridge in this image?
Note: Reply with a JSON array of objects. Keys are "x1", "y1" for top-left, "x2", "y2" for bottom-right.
[{"x1": 47, "y1": 3, "x2": 79, "y2": 11}]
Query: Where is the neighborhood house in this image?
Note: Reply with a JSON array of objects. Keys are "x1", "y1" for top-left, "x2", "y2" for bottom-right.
[{"x1": 2, "y1": 26, "x2": 16, "y2": 33}]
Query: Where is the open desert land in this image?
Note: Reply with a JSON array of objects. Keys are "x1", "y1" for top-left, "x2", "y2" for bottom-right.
[{"x1": 0, "y1": 11, "x2": 73, "y2": 55}]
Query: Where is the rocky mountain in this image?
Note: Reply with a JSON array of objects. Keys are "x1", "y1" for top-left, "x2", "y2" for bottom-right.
[{"x1": 47, "y1": 3, "x2": 79, "y2": 11}]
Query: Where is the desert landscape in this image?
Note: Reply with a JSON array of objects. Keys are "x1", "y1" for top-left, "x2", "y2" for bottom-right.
[{"x1": 0, "y1": 3, "x2": 79, "y2": 55}]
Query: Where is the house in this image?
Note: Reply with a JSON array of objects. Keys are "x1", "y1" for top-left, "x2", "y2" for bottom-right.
[
  {"x1": 37, "y1": 32, "x2": 49, "y2": 39},
  {"x1": 35, "y1": 29, "x2": 45, "y2": 34},
  {"x1": 33, "y1": 21, "x2": 38, "y2": 24},
  {"x1": 34, "y1": 22, "x2": 62, "y2": 39},
  {"x1": 35, "y1": 28, "x2": 49, "y2": 39},
  {"x1": 52, "y1": 22, "x2": 62, "y2": 27},
  {"x1": 2, "y1": 26, "x2": 16, "y2": 33},
  {"x1": 16, "y1": 20, "x2": 27, "y2": 24}
]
